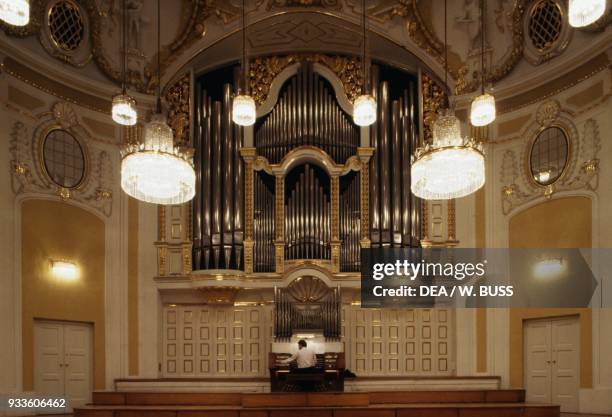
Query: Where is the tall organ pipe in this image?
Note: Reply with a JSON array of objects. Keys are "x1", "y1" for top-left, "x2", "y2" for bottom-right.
[
  {"x1": 379, "y1": 81, "x2": 391, "y2": 244},
  {"x1": 391, "y1": 100, "x2": 402, "y2": 247},
  {"x1": 369, "y1": 66, "x2": 380, "y2": 245}
]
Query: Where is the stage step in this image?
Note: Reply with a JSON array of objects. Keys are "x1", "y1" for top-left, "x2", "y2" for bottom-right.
[
  {"x1": 75, "y1": 390, "x2": 560, "y2": 417},
  {"x1": 91, "y1": 390, "x2": 526, "y2": 406},
  {"x1": 74, "y1": 402, "x2": 560, "y2": 417}
]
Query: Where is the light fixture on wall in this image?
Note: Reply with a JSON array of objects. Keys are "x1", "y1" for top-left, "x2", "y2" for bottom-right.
[
  {"x1": 568, "y1": 0, "x2": 606, "y2": 27},
  {"x1": 50, "y1": 259, "x2": 78, "y2": 281},
  {"x1": 411, "y1": 0, "x2": 485, "y2": 200},
  {"x1": 112, "y1": 0, "x2": 137, "y2": 126},
  {"x1": 470, "y1": 0, "x2": 496, "y2": 127},
  {"x1": 120, "y1": 0, "x2": 195, "y2": 204},
  {"x1": 534, "y1": 257, "x2": 564, "y2": 279},
  {"x1": 232, "y1": 0, "x2": 256, "y2": 126},
  {"x1": 0, "y1": 0, "x2": 29, "y2": 26},
  {"x1": 353, "y1": 0, "x2": 377, "y2": 127}
]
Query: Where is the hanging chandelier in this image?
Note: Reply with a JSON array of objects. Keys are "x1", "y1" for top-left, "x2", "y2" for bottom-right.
[
  {"x1": 232, "y1": 0, "x2": 256, "y2": 126},
  {"x1": 411, "y1": 0, "x2": 485, "y2": 200},
  {"x1": 411, "y1": 110, "x2": 485, "y2": 199},
  {"x1": 470, "y1": 0, "x2": 496, "y2": 127},
  {"x1": 0, "y1": 0, "x2": 29, "y2": 26},
  {"x1": 112, "y1": 0, "x2": 137, "y2": 126},
  {"x1": 353, "y1": 0, "x2": 376, "y2": 127},
  {"x1": 120, "y1": 0, "x2": 195, "y2": 204},
  {"x1": 568, "y1": 0, "x2": 606, "y2": 27}
]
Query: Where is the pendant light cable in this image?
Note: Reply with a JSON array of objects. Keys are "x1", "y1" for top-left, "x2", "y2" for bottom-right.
[
  {"x1": 444, "y1": 0, "x2": 448, "y2": 95},
  {"x1": 480, "y1": 0, "x2": 485, "y2": 95},
  {"x1": 242, "y1": 0, "x2": 247, "y2": 94},
  {"x1": 121, "y1": 0, "x2": 126, "y2": 94},
  {"x1": 156, "y1": 0, "x2": 161, "y2": 113},
  {"x1": 362, "y1": 0, "x2": 367, "y2": 93}
]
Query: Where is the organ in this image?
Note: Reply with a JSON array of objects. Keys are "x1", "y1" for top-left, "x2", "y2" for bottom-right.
[
  {"x1": 190, "y1": 57, "x2": 425, "y2": 385},
  {"x1": 268, "y1": 352, "x2": 346, "y2": 392},
  {"x1": 192, "y1": 58, "x2": 423, "y2": 275}
]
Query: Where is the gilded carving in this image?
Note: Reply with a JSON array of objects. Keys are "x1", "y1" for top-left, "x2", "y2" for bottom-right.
[
  {"x1": 446, "y1": 199, "x2": 458, "y2": 245},
  {"x1": 421, "y1": 73, "x2": 447, "y2": 144},
  {"x1": 199, "y1": 287, "x2": 240, "y2": 304},
  {"x1": 249, "y1": 54, "x2": 363, "y2": 105},
  {"x1": 158, "y1": 246, "x2": 167, "y2": 276},
  {"x1": 158, "y1": 205, "x2": 167, "y2": 241},
  {"x1": 165, "y1": 73, "x2": 191, "y2": 147},
  {"x1": 263, "y1": 0, "x2": 341, "y2": 10}
]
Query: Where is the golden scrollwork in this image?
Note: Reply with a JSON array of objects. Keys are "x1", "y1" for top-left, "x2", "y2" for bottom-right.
[
  {"x1": 199, "y1": 286, "x2": 240, "y2": 305},
  {"x1": 446, "y1": 199, "x2": 458, "y2": 245},
  {"x1": 158, "y1": 205, "x2": 166, "y2": 241},
  {"x1": 158, "y1": 246, "x2": 167, "y2": 276},
  {"x1": 421, "y1": 73, "x2": 447, "y2": 144},
  {"x1": 249, "y1": 54, "x2": 363, "y2": 105},
  {"x1": 263, "y1": 0, "x2": 341, "y2": 10},
  {"x1": 182, "y1": 246, "x2": 192, "y2": 275},
  {"x1": 165, "y1": 73, "x2": 191, "y2": 147}
]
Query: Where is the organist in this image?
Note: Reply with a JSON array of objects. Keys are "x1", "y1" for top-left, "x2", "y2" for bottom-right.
[{"x1": 280, "y1": 339, "x2": 318, "y2": 372}]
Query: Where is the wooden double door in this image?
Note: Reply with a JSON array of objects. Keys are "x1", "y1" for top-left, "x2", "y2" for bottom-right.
[
  {"x1": 524, "y1": 316, "x2": 580, "y2": 412},
  {"x1": 34, "y1": 320, "x2": 93, "y2": 410}
]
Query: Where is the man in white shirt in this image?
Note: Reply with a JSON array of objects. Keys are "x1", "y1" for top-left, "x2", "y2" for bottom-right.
[{"x1": 281, "y1": 339, "x2": 317, "y2": 371}]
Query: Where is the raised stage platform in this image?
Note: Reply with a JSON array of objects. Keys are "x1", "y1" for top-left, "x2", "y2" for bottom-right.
[
  {"x1": 114, "y1": 376, "x2": 502, "y2": 393},
  {"x1": 74, "y1": 389, "x2": 560, "y2": 417}
]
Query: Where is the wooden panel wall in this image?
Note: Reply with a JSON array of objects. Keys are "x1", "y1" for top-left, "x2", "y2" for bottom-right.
[
  {"x1": 162, "y1": 305, "x2": 455, "y2": 377},
  {"x1": 163, "y1": 305, "x2": 272, "y2": 377},
  {"x1": 347, "y1": 307, "x2": 455, "y2": 376}
]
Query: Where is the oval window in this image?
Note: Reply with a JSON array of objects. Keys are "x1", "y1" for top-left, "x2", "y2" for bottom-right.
[
  {"x1": 42, "y1": 129, "x2": 86, "y2": 188},
  {"x1": 529, "y1": 126, "x2": 568, "y2": 186}
]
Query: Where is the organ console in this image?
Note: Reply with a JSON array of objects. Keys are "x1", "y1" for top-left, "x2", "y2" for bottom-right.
[{"x1": 269, "y1": 352, "x2": 346, "y2": 392}]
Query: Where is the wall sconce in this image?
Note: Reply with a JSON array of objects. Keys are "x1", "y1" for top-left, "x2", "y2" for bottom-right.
[
  {"x1": 50, "y1": 260, "x2": 79, "y2": 281},
  {"x1": 534, "y1": 257, "x2": 564, "y2": 279}
]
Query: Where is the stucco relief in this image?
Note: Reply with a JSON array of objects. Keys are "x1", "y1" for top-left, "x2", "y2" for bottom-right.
[
  {"x1": 500, "y1": 100, "x2": 600, "y2": 215},
  {"x1": 9, "y1": 102, "x2": 114, "y2": 216}
]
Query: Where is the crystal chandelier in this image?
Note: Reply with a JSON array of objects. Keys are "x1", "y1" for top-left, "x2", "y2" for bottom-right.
[
  {"x1": 470, "y1": 0, "x2": 496, "y2": 127},
  {"x1": 120, "y1": 0, "x2": 195, "y2": 204},
  {"x1": 232, "y1": 0, "x2": 256, "y2": 126},
  {"x1": 353, "y1": 94, "x2": 377, "y2": 126},
  {"x1": 111, "y1": 0, "x2": 137, "y2": 126},
  {"x1": 353, "y1": 0, "x2": 377, "y2": 126},
  {"x1": 411, "y1": 110, "x2": 485, "y2": 199},
  {"x1": 411, "y1": 0, "x2": 485, "y2": 200},
  {"x1": 0, "y1": 0, "x2": 29, "y2": 26},
  {"x1": 568, "y1": 0, "x2": 606, "y2": 27},
  {"x1": 232, "y1": 94, "x2": 256, "y2": 126},
  {"x1": 112, "y1": 94, "x2": 137, "y2": 126}
]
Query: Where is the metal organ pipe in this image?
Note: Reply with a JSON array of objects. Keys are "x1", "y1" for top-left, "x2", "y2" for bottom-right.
[
  {"x1": 254, "y1": 63, "x2": 358, "y2": 164},
  {"x1": 391, "y1": 100, "x2": 402, "y2": 247},
  {"x1": 368, "y1": 66, "x2": 422, "y2": 249},
  {"x1": 379, "y1": 81, "x2": 391, "y2": 244},
  {"x1": 212, "y1": 101, "x2": 223, "y2": 267},
  {"x1": 223, "y1": 84, "x2": 234, "y2": 265}
]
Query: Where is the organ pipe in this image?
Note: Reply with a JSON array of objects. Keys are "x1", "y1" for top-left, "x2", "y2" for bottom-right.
[
  {"x1": 368, "y1": 65, "x2": 422, "y2": 248},
  {"x1": 255, "y1": 63, "x2": 358, "y2": 164},
  {"x1": 193, "y1": 79, "x2": 246, "y2": 270}
]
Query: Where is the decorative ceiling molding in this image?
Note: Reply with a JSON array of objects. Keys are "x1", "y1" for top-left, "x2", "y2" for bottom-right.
[
  {"x1": 2, "y1": 56, "x2": 112, "y2": 114},
  {"x1": 1, "y1": 0, "x2": 609, "y2": 99}
]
